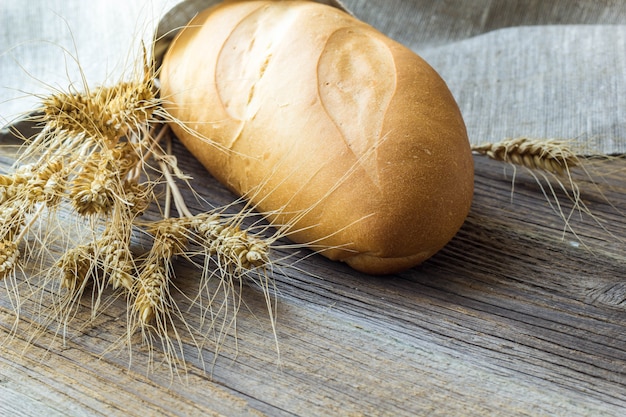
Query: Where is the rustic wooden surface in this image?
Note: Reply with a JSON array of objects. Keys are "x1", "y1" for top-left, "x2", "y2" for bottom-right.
[{"x1": 1, "y1": 125, "x2": 625, "y2": 416}]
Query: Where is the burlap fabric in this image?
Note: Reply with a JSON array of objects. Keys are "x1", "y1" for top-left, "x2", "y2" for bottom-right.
[{"x1": 2, "y1": 0, "x2": 624, "y2": 153}]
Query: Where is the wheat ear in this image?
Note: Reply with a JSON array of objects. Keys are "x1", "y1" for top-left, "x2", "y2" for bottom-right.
[
  {"x1": 1, "y1": 40, "x2": 286, "y2": 374},
  {"x1": 472, "y1": 137, "x2": 581, "y2": 175},
  {"x1": 133, "y1": 218, "x2": 189, "y2": 325}
]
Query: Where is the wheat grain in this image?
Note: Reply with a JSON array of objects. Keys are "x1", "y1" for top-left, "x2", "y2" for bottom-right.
[
  {"x1": 134, "y1": 261, "x2": 169, "y2": 325},
  {"x1": 22, "y1": 159, "x2": 68, "y2": 207},
  {"x1": 70, "y1": 167, "x2": 116, "y2": 216},
  {"x1": 0, "y1": 239, "x2": 19, "y2": 279},
  {"x1": 147, "y1": 218, "x2": 190, "y2": 258},
  {"x1": 132, "y1": 218, "x2": 190, "y2": 326},
  {"x1": 0, "y1": 203, "x2": 26, "y2": 242},
  {"x1": 96, "y1": 203, "x2": 137, "y2": 291},
  {"x1": 70, "y1": 154, "x2": 120, "y2": 216},
  {"x1": 120, "y1": 180, "x2": 150, "y2": 215},
  {"x1": 56, "y1": 244, "x2": 94, "y2": 292},
  {"x1": 98, "y1": 233, "x2": 134, "y2": 291},
  {"x1": 0, "y1": 174, "x2": 17, "y2": 205},
  {"x1": 109, "y1": 141, "x2": 142, "y2": 177},
  {"x1": 67, "y1": 139, "x2": 146, "y2": 217},
  {"x1": 472, "y1": 137, "x2": 581, "y2": 175}
]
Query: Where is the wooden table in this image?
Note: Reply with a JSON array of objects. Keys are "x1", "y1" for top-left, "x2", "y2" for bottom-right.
[{"x1": 1, "y1": 122, "x2": 625, "y2": 416}]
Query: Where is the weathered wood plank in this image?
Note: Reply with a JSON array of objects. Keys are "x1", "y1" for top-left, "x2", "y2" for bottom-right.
[{"x1": 1, "y1": 132, "x2": 626, "y2": 416}]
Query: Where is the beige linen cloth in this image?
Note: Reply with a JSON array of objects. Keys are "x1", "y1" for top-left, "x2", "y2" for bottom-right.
[{"x1": 1, "y1": 0, "x2": 625, "y2": 153}]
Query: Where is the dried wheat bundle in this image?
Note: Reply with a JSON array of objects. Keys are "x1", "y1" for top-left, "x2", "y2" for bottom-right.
[{"x1": 0, "y1": 45, "x2": 282, "y2": 373}]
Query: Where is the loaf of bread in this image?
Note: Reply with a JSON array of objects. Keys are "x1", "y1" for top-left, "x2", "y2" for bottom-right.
[{"x1": 160, "y1": 0, "x2": 474, "y2": 274}]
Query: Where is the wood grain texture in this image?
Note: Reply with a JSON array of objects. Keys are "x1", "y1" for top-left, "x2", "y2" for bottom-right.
[{"x1": 1, "y1": 131, "x2": 625, "y2": 416}]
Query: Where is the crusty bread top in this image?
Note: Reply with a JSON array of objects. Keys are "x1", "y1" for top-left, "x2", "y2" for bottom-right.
[{"x1": 160, "y1": 1, "x2": 474, "y2": 274}]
